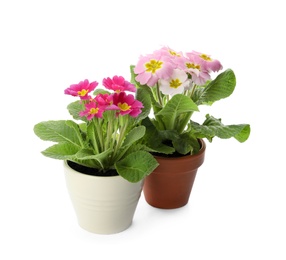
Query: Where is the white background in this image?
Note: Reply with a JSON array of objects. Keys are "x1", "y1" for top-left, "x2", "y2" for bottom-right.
[{"x1": 1, "y1": 0, "x2": 285, "y2": 259}]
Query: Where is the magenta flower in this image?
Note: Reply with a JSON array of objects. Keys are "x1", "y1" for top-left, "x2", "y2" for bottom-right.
[
  {"x1": 95, "y1": 93, "x2": 118, "y2": 111},
  {"x1": 103, "y1": 76, "x2": 136, "y2": 93},
  {"x1": 79, "y1": 100, "x2": 104, "y2": 120},
  {"x1": 134, "y1": 52, "x2": 174, "y2": 87},
  {"x1": 187, "y1": 51, "x2": 223, "y2": 72},
  {"x1": 112, "y1": 92, "x2": 143, "y2": 117},
  {"x1": 64, "y1": 79, "x2": 98, "y2": 100}
]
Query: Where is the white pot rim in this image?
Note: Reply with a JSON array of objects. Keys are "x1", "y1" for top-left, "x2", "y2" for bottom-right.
[{"x1": 64, "y1": 160, "x2": 121, "y2": 180}]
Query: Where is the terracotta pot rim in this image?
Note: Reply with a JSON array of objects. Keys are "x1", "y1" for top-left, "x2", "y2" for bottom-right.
[{"x1": 153, "y1": 139, "x2": 206, "y2": 161}]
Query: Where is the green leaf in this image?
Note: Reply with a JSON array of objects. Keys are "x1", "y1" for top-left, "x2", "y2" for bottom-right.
[
  {"x1": 67, "y1": 101, "x2": 87, "y2": 122},
  {"x1": 87, "y1": 121, "x2": 98, "y2": 150},
  {"x1": 157, "y1": 94, "x2": 199, "y2": 116},
  {"x1": 65, "y1": 120, "x2": 85, "y2": 146},
  {"x1": 195, "y1": 69, "x2": 236, "y2": 105},
  {"x1": 41, "y1": 143, "x2": 103, "y2": 169},
  {"x1": 130, "y1": 65, "x2": 137, "y2": 86},
  {"x1": 75, "y1": 148, "x2": 112, "y2": 169},
  {"x1": 33, "y1": 120, "x2": 83, "y2": 147},
  {"x1": 141, "y1": 118, "x2": 175, "y2": 154},
  {"x1": 115, "y1": 151, "x2": 159, "y2": 183},
  {"x1": 190, "y1": 114, "x2": 251, "y2": 142},
  {"x1": 135, "y1": 87, "x2": 152, "y2": 121},
  {"x1": 122, "y1": 126, "x2": 146, "y2": 147},
  {"x1": 172, "y1": 133, "x2": 201, "y2": 155},
  {"x1": 41, "y1": 143, "x2": 80, "y2": 160},
  {"x1": 233, "y1": 124, "x2": 251, "y2": 142},
  {"x1": 156, "y1": 94, "x2": 199, "y2": 129},
  {"x1": 93, "y1": 88, "x2": 110, "y2": 96}
]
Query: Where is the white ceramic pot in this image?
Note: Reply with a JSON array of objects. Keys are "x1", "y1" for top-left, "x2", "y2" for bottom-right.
[{"x1": 64, "y1": 161, "x2": 143, "y2": 234}]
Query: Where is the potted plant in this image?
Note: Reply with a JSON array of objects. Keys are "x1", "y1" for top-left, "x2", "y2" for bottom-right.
[
  {"x1": 33, "y1": 76, "x2": 158, "y2": 234},
  {"x1": 130, "y1": 46, "x2": 251, "y2": 209}
]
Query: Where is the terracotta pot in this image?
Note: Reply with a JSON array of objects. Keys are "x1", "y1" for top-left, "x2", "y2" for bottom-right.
[
  {"x1": 143, "y1": 139, "x2": 206, "y2": 209},
  {"x1": 64, "y1": 161, "x2": 143, "y2": 234}
]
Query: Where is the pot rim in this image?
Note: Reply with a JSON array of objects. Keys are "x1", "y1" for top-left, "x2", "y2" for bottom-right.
[
  {"x1": 64, "y1": 160, "x2": 121, "y2": 180},
  {"x1": 153, "y1": 138, "x2": 206, "y2": 162}
]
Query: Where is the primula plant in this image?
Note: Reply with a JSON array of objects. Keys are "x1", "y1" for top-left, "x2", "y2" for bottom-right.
[
  {"x1": 33, "y1": 76, "x2": 158, "y2": 183},
  {"x1": 130, "y1": 46, "x2": 251, "y2": 155}
]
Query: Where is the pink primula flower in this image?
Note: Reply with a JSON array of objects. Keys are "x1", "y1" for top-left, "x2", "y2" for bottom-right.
[
  {"x1": 187, "y1": 51, "x2": 223, "y2": 73},
  {"x1": 79, "y1": 100, "x2": 104, "y2": 120},
  {"x1": 103, "y1": 76, "x2": 136, "y2": 93},
  {"x1": 112, "y1": 92, "x2": 143, "y2": 117},
  {"x1": 134, "y1": 52, "x2": 174, "y2": 87},
  {"x1": 64, "y1": 79, "x2": 98, "y2": 100},
  {"x1": 95, "y1": 93, "x2": 118, "y2": 110}
]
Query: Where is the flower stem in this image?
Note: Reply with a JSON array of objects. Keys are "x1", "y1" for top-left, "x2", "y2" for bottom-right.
[
  {"x1": 105, "y1": 111, "x2": 114, "y2": 151},
  {"x1": 93, "y1": 118, "x2": 104, "y2": 153},
  {"x1": 111, "y1": 115, "x2": 129, "y2": 163},
  {"x1": 177, "y1": 112, "x2": 193, "y2": 134},
  {"x1": 156, "y1": 83, "x2": 163, "y2": 106},
  {"x1": 190, "y1": 84, "x2": 197, "y2": 98},
  {"x1": 90, "y1": 119, "x2": 100, "y2": 154}
]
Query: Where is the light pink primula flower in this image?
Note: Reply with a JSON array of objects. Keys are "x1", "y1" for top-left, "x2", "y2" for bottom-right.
[
  {"x1": 159, "y1": 69, "x2": 189, "y2": 96},
  {"x1": 134, "y1": 52, "x2": 174, "y2": 87},
  {"x1": 155, "y1": 46, "x2": 184, "y2": 68},
  {"x1": 112, "y1": 92, "x2": 144, "y2": 117},
  {"x1": 187, "y1": 51, "x2": 223, "y2": 73},
  {"x1": 184, "y1": 53, "x2": 211, "y2": 86},
  {"x1": 64, "y1": 79, "x2": 98, "y2": 100},
  {"x1": 103, "y1": 76, "x2": 136, "y2": 93}
]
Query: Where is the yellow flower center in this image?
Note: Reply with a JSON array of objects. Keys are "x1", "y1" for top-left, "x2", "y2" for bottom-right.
[
  {"x1": 169, "y1": 50, "x2": 181, "y2": 57},
  {"x1": 118, "y1": 102, "x2": 131, "y2": 111},
  {"x1": 78, "y1": 89, "x2": 88, "y2": 96},
  {"x1": 170, "y1": 79, "x2": 182, "y2": 89},
  {"x1": 89, "y1": 107, "x2": 99, "y2": 114},
  {"x1": 200, "y1": 54, "x2": 212, "y2": 61},
  {"x1": 145, "y1": 59, "x2": 163, "y2": 74},
  {"x1": 186, "y1": 62, "x2": 200, "y2": 70}
]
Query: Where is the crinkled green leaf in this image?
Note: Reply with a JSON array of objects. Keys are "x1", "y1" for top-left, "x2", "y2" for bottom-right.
[
  {"x1": 141, "y1": 118, "x2": 175, "y2": 154},
  {"x1": 75, "y1": 148, "x2": 112, "y2": 169},
  {"x1": 195, "y1": 69, "x2": 236, "y2": 105},
  {"x1": 190, "y1": 114, "x2": 251, "y2": 142},
  {"x1": 115, "y1": 151, "x2": 159, "y2": 183},
  {"x1": 67, "y1": 101, "x2": 87, "y2": 122},
  {"x1": 173, "y1": 133, "x2": 201, "y2": 155},
  {"x1": 122, "y1": 126, "x2": 145, "y2": 147},
  {"x1": 157, "y1": 94, "x2": 199, "y2": 116},
  {"x1": 156, "y1": 94, "x2": 199, "y2": 130},
  {"x1": 33, "y1": 120, "x2": 83, "y2": 147},
  {"x1": 135, "y1": 87, "x2": 152, "y2": 121},
  {"x1": 130, "y1": 65, "x2": 137, "y2": 86},
  {"x1": 93, "y1": 88, "x2": 110, "y2": 96},
  {"x1": 41, "y1": 142, "x2": 80, "y2": 160}
]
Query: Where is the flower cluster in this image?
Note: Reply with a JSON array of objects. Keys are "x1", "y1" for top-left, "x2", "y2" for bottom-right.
[
  {"x1": 134, "y1": 46, "x2": 223, "y2": 96},
  {"x1": 64, "y1": 76, "x2": 143, "y2": 120},
  {"x1": 34, "y1": 74, "x2": 160, "y2": 183},
  {"x1": 34, "y1": 46, "x2": 250, "y2": 182},
  {"x1": 130, "y1": 46, "x2": 250, "y2": 156}
]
